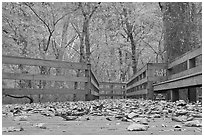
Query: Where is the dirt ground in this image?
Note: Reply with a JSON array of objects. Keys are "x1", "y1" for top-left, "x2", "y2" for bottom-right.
[{"x1": 2, "y1": 113, "x2": 202, "y2": 135}]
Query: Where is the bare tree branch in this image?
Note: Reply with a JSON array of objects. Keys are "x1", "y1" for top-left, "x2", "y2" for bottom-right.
[
  {"x1": 139, "y1": 37, "x2": 158, "y2": 55},
  {"x1": 89, "y1": 2, "x2": 101, "y2": 18},
  {"x1": 24, "y1": 3, "x2": 52, "y2": 33},
  {"x1": 24, "y1": 3, "x2": 54, "y2": 52},
  {"x1": 65, "y1": 34, "x2": 79, "y2": 48},
  {"x1": 71, "y1": 22, "x2": 81, "y2": 38},
  {"x1": 79, "y1": 2, "x2": 87, "y2": 17},
  {"x1": 54, "y1": 12, "x2": 71, "y2": 26}
]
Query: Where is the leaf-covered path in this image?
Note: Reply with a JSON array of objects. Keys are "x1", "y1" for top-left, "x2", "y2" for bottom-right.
[{"x1": 2, "y1": 99, "x2": 202, "y2": 135}]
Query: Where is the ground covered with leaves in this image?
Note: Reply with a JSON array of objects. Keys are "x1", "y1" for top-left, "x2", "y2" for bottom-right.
[{"x1": 2, "y1": 99, "x2": 202, "y2": 135}]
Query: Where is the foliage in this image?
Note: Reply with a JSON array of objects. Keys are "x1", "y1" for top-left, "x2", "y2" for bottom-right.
[{"x1": 2, "y1": 2, "x2": 201, "y2": 85}]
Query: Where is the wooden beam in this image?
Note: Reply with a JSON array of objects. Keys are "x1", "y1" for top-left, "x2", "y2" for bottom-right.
[
  {"x1": 90, "y1": 70, "x2": 99, "y2": 87},
  {"x1": 99, "y1": 93, "x2": 125, "y2": 96},
  {"x1": 2, "y1": 88, "x2": 86, "y2": 95},
  {"x1": 99, "y1": 82, "x2": 126, "y2": 86},
  {"x1": 3, "y1": 72, "x2": 88, "y2": 82},
  {"x1": 153, "y1": 73, "x2": 202, "y2": 91},
  {"x1": 127, "y1": 64, "x2": 148, "y2": 83},
  {"x1": 91, "y1": 90, "x2": 99, "y2": 96},
  {"x1": 126, "y1": 89, "x2": 148, "y2": 96},
  {"x1": 126, "y1": 77, "x2": 148, "y2": 90},
  {"x1": 91, "y1": 79, "x2": 99, "y2": 90},
  {"x1": 168, "y1": 66, "x2": 201, "y2": 80},
  {"x1": 168, "y1": 48, "x2": 201, "y2": 69},
  {"x1": 91, "y1": 83, "x2": 99, "y2": 94},
  {"x1": 2, "y1": 55, "x2": 87, "y2": 70},
  {"x1": 99, "y1": 88, "x2": 125, "y2": 92}
]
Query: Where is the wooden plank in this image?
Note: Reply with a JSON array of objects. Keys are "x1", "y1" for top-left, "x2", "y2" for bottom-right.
[
  {"x1": 99, "y1": 82, "x2": 126, "y2": 86},
  {"x1": 127, "y1": 64, "x2": 148, "y2": 83},
  {"x1": 168, "y1": 48, "x2": 202, "y2": 69},
  {"x1": 91, "y1": 79, "x2": 99, "y2": 90},
  {"x1": 126, "y1": 77, "x2": 148, "y2": 90},
  {"x1": 91, "y1": 83, "x2": 99, "y2": 94},
  {"x1": 84, "y1": 64, "x2": 91, "y2": 97},
  {"x1": 2, "y1": 88, "x2": 86, "y2": 95},
  {"x1": 168, "y1": 65, "x2": 201, "y2": 80},
  {"x1": 99, "y1": 88, "x2": 125, "y2": 92},
  {"x1": 2, "y1": 72, "x2": 88, "y2": 82},
  {"x1": 90, "y1": 70, "x2": 99, "y2": 87},
  {"x1": 126, "y1": 89, "x2": 148, "y2": 96},
  {"x1": 153, "y1": 73, "x2": 202, "y2": 91},
  {"x1": 99, "y1": 93, "x2": 124, "y2": 96},
  {"x1": 91, "y1": 90, "x2": 99, "y2": 96},
  {"x1": 2, "y1": 55, "x2": 87, "y2": 70}
]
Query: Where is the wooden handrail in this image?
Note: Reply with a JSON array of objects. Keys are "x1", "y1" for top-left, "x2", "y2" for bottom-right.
[
  {"x1": 3, "y1": 72, "x2": 88, "y2": 82},
  {"x1": 2, "y1": 55, "x2": 88, "y2": 70},
  {"x1": 168, "y1": 47, "x2": 201, "y2": 69}
]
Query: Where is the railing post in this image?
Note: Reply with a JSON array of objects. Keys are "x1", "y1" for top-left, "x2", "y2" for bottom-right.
[
  {"x1": 124, "y1": 84, "x2": 127, "y2": 99},
  {"x1": 85, "y1": 63, "x2": 92, "y2": 101}
]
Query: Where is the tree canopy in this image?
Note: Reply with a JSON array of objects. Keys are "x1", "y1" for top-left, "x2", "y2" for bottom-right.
[{"x1": 2, "y1": 2, "x2": 202, "y2": 83}]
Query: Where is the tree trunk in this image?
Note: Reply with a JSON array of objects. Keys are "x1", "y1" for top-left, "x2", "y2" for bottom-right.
[
  {"x1": 123, "y1": 7, "x2": 137, "y2": 74},
  {"x1": 54, "y1": 16, "x2": 70, "y2": 89},
  {"x1": 160, "y1": 2, "x2": 192, "y2": 63}
]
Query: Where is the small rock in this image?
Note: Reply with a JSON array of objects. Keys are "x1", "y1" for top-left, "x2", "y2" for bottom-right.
[
  {"x1": 173, "y1": 124, "x2": 182, "y2": 131},
  {"x1": 127, "y1": 112, "x2": 138, "y2": 119},
  {"x1": 184, "y1": 120, "x2": 202, "y2": 127},
  {"x1": 191, "y1": 113, "x2": 202, "y2": 118},
  {"x1": 13, "y1": 116, "x2": 28, "y2": 121},
  {"x1": 174, "y1": 125, "x2": 182, "y2": 128},
  {"x1": 187, "y1": 116, "x2": 194, "y2": 121},
  {"x1": 176, "y1": 100, "x2": 186, "y2": 106},
  {"x1": 174, "y1": 128, "x2": 182, "y2": 131},
  {"x1": 133, "y1": 118, "x2": 148, "y2": 125},
  {"x1": 176, "y1": 110, "x2": 188, "y2": 115},
  {"x1": 85, "y1": 117, "x2": 90, "y2": 120},
  {"x1": 121, "y1": 117, "x2": 128, "y2": 122},
  {"x1": 172, "y1": 116, "x2": 187, "y2": 122},
  {"x1": 35, "y1": 123, "x2": 47, "y2": 129},
  {"x1": 151, "y1": 114, "x2": 161, "y2": 118},
  {"x1": 127, "y1": 123, "x2": 149, "y2": 131},
  {"x1": 106, "y1": 117, "x2": 113, "y2": 121},
  {"x1": 162, "y1": 110, "x2": 168, "y2": 114},
  {"x1": 2, "y1": 126, "x2": 24, "y2": 132},
  {"x1": 61, "y1": 115, "x2": 78, "y2": 121},
  {"x1": 161, "y1": 124, "x2": 167, "y2": 127},
  {"x1": 115, "y1": 114, "x2": 124, "y2": 119}
]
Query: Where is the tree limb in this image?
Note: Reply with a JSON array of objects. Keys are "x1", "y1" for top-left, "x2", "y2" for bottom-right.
[
  {"x1": 71, "y1": 22, "x2": 81, "y2": 38},
  {"x1": 139, "y1": 37, "x2": 158, "y2": 54},
  {"x1": 24, "y1": 3, "x2": 52, "y2": 33},
  {"x1": 65, "y1": 34, "x2": 79, "y2": 48},
  {"x1": 89, "y1": 2, "x2": 101, "y2": 18},
  {"x1": 24, "y1": 3, "x2": 54, "y2": 52}
]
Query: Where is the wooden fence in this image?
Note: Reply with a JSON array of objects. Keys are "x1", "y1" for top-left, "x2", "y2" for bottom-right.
[
  {"x1": 153, "y1": 47, "x2": 202, "y2": 102},
  {"x1": 153, "y1": 47, "x2": 202, "y2": 91},
  {"x1": 99, "y1": 82, "x2": 126, "y2": 99},
  {"x1": 2, "y1": 55, "x2": 99, "y2": 103},
  {"x1": 2, "y1": 47, "x2": 202, "y2": 103}
]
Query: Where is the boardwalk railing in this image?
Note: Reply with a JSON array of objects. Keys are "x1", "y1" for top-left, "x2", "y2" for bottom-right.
[
  {"x1": 99, "y1": 82, "x2": 126, "y2": 99},
  {"x1": 89, "y1": 68, "x2": 100, "y2": 99},
  {"x1": 2, "y1": 55, "x2": 99, "y2": 103},
  {"x1": 2, "y1": 47, "x2": 202, "y2": 103},
  {"x1": 153, "y1": 47, "x2": 202, "y2": 102},
  {"x1": 153, "y1": 48, "x2": 202, "y2": 91},
  {"x1": 126, "y1": 63, "x2": 167, "y2": 99}
]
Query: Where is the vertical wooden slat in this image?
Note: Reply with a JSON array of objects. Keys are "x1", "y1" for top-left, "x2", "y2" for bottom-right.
[{"x1": 85, "y1": 63, "x2": 92, "y2": 101}]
